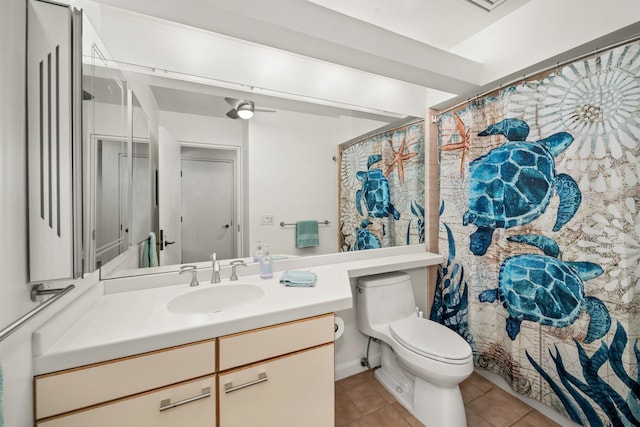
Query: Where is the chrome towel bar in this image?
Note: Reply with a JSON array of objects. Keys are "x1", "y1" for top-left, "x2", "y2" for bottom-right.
[
  {"x1": 279, "y1": 220, "x2": 330, "y2": 227},
  {"x1": 0, "y1": 284, "x2": 75, "y2": 342}
]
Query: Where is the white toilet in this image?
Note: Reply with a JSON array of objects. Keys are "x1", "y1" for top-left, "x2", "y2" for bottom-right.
[{"x1": 357, "y1": 272, "x2": 473, "y2": 427}]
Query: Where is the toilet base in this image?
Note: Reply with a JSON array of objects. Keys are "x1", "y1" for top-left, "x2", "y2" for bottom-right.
[
  {"x1": 374, "y1": 365, "x2": 414, "y2": 410},
  {"x1": 375, "y1": 341, "x2": 414, "y2": 409},
  {"x1": 374, "y1": 343, "x2": 468, "y2": 427},
  {"x1": 412, "y1": 377, "x2": 467, "y2": 427}
]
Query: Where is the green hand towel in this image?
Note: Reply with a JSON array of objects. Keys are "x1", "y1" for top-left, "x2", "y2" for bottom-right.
[
  {"x1": 148, "y1": 232, "x2": 158, "y2": 267},
  {"x1": 296, "y1": 220, "x2": 319, "y2": 248},
  {"x1": 140, "y1": 238, "x2": 150, "y2": 268}
]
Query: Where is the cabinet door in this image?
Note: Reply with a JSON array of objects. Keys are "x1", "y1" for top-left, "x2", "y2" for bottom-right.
[
  {"x1": 37, "y1": 375, "x2": 216, "y2": 427},
  {"x1": 27, "y1": 0, "x2": 82, "y2": 282},
  {"x1": 219, "y1": 344, "x2": 334, "y2": 427}
]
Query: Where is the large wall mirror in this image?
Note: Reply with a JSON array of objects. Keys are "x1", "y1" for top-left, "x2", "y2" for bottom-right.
[{"x1": 79, "y1": 6, "x2": 426, "y2": 280}]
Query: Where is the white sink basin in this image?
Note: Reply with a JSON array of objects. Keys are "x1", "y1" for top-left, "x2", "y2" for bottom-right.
[{"x1": 167, "y1": 284, "x2": 264, "y2": 314}]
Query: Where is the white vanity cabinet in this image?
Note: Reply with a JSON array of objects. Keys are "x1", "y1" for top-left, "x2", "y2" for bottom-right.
[
  {"x1": 34, "y1": 339, "x2": 217, "y2": 426},
  {"x1": 218, "y1": 314, "x2": 335, "y2": 427},
  {"x1": 34, "y1": 314, "x2": 335, "y2": 427}
]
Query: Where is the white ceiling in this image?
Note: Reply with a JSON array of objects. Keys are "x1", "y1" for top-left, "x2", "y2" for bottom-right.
[
  {"x1": 81, "y1": 0, "x2": 640, "y2": 112},
  {"x1": 306, "y1": 0, "x2": 532, "y2": 50}
]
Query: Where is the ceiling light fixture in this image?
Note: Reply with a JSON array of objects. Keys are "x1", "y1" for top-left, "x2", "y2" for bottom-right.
[
  {"x1": 225, "y1": 97, "x2": 256, "y2": 119},
  {"x1": 236, "y1": 101, "x2": 254, "y2": 119}
]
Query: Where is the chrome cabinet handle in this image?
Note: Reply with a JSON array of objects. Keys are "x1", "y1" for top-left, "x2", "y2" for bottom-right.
[
  {"x1": 159, "y1": 387, "x2": 211, "y2": 412},
  {"x1": 224, "y1": 372, "x2": 268, "y2": 394}
]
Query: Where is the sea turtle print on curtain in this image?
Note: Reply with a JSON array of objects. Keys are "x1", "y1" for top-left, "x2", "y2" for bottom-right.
[
  {"x1": 339, "y1": 118, "x2": 424, "y2": 251},
  {"x1": 463, "y1": 119, "x2": 582, "y2": 255},
  {"x1": 436, "y1": 40, "x2": 640, "y2": 426}
]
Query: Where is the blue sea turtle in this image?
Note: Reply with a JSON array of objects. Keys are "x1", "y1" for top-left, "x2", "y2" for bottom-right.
[
  {"x1": 354, "y1": 219, "x2": 381, "y2": 250},
  {"x1": 356, "y1": 155, "x2": 400, "y2": 220},
  {"x1": 479, "y1": 234, "x2": 611, "y2": 343},
  {"x1": 463, "y1": 118, "x2": 582, "y2": 255}
]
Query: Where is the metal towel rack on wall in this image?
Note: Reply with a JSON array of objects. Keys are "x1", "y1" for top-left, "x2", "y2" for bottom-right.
[
  {"x1": 0, "y1": 284, "x2": 75, "y2": 342},
  {"x1": 279, "y1": 220, "x2": 331, "y2": 227}
]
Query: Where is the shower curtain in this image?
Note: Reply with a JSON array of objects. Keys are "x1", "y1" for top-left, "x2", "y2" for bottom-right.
[
  {"x1": 432, "y1": 40, "x2": 640, "y2": 426},
  {"x1": 339, "y1": 118, "x2": 425, "y2": 252}
]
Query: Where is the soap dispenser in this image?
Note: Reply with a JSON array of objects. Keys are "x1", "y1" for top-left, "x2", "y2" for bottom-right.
[
  {"x1": 253, "y1": 241, "x2": 264, "y2": 262},
  {"x1": 260, "y1": 244, "x2": 273, "y2": 279}
]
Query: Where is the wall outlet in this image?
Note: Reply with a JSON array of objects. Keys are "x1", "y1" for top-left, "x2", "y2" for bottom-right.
[{"x1": 260, "y1": 214, "x2": 275, "y2": 225}]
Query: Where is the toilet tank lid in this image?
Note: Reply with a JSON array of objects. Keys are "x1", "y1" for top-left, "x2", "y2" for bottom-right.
[{"x1": 357, "y1": 272, "x2": 411, "y2": 287}]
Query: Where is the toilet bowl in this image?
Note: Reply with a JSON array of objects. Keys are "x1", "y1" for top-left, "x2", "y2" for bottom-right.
[{"x1": 357, "y1": 272, "x2": 473, "y2": 427}]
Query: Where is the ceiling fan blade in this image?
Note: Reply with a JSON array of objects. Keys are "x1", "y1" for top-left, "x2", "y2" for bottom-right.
[
  {"x1": 226, "y1": 109, "x2": 240, "y2": 119},
  {"x1": 224, "y1": 97, "x2": 241, "y2": 108},
  {"x1": 255, "y1": 108, "x2": 276, "y2": 113}
]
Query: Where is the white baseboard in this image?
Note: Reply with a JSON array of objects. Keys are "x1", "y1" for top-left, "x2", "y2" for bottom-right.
[{"x1": 335, "y1": 354, "x2": 381, "y2": 381}]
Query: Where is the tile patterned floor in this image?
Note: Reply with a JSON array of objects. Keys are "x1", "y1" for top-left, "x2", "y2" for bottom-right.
[{"x1": 335, "y1": 369, "x2": 562, "y2": 427}]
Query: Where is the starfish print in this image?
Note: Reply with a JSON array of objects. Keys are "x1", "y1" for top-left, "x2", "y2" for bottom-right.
[
  {"x1": 384, "y1": 134, "x2": 418, "y2": 183},
  {"x1": 441, "y1": 112, "x2": 470, "y2": 177}
]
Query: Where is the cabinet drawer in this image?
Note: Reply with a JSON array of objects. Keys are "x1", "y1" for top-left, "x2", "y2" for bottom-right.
[
  {"x1": 37, "y1": 375, "x2": 216, "y2": 427},
  {"x1": 219, "y1": 314, "x2": 334, "y2": 370},
  {"x1": 35, "y1": 339, "x2": 216, "y2": 419},
  {"x1": 219, "y1": 344, "x2": 334, "y2": 427}
]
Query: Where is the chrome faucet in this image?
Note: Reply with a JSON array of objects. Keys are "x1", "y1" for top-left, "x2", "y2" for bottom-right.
[
  {"x1": 179, "y1": 265, "x2": 199, "y2": 287},
  {"x1": 230, "y1": 260, "x2": 246, "y2": 281},
  {"x1": 211, "y1": 252, "x2": 221, "y2": 283}
]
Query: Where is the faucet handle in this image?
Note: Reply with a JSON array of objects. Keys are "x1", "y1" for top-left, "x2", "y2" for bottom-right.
[
  {"x1": 179, "y1": 265, "x2": 199, "y2": 287},
  {"x1": 230, "y1": 260, "x2": 246, "y2": 281}
]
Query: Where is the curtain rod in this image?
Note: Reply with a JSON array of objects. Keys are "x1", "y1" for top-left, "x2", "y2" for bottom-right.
[{"x1": 434, "y1": 32, "x2": 640, "y2": 119}]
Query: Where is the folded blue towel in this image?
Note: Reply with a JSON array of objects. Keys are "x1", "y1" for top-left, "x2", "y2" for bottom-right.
[
  {"x1": 280, "y1": 270, "x2": 317, "y2": 287},
  {"x1": 296, "y1": 221, "x2": 319, "y2": 248}
]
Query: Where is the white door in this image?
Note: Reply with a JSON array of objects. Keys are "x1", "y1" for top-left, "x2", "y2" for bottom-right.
[
  {"x1": 181, "y1": 158, "x2": 235, "y2": 262},
  {"x1": 158, "y1": 127, "x2": 181, "y2": 266}
]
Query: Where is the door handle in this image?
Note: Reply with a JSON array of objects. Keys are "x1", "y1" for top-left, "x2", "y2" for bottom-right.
[{"x1": 161, "y1": 228, "x2": 175, "y2": 248}]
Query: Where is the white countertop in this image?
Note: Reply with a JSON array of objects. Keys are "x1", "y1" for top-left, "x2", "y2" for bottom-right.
[{"x1": 33, "y1": 250, "x2": 443, "y2": 375}]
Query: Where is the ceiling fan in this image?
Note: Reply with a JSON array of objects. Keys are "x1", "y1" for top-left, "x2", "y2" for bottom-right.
[{"x1": 224, "y1": 97, "x2": 275, "y2": 119}]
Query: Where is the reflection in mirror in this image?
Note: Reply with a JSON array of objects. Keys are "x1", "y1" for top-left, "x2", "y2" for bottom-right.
[
  {"x1": 180, "y1": 145, "x2": 237, "y2": 263},
  {"x1": 130, "y1": 140, "x2": 151, "y2": 247},
  {"x1": 93, "y1": 137, "x2": 128, "y2": 267},
  {"x1": 83, "y1": 53, "x2": 155, "y2": 272},
  {"x1": 93, "y1": 64, "x2": 423, "y2": 279},
  {"x1": 127, "y1": 94, "x2": 153, "y2": 259},
  {"x1": 76, "y1": 5, "x2": 428, "y2": 281},
  {"x1": 83, "y1": 43, "x2": 128, "y2": 273}
]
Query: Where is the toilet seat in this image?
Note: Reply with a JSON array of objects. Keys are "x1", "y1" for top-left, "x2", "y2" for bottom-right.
[{"x1": 390, "y1": 317, "x2": 472, "y2": 365}]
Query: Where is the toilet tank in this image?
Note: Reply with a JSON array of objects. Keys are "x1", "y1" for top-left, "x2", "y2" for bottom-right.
[{"x1": 357, "y1": 272, "x2": 417, "y2": 335}]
